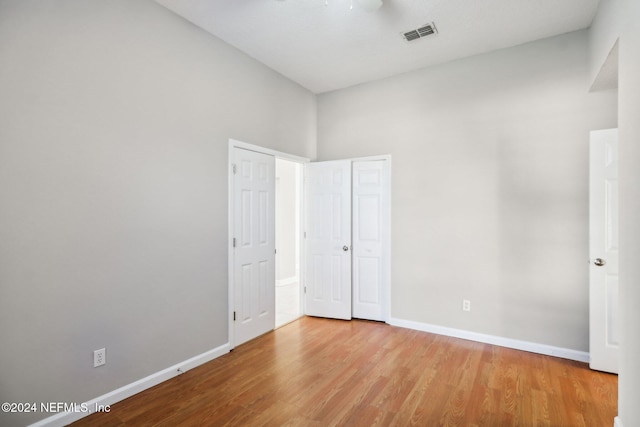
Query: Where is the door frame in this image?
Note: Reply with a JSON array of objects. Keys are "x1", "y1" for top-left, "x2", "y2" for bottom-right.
[{"x1": 228, "y1": 139, "x2": 309, "y2": 349}]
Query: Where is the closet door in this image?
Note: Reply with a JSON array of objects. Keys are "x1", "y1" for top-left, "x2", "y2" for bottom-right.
[
  {"x1": 304, "y1": 158, "x2": 390, "y2": 322},
  {"x1": 352, "y1": 160, "x2": 389, "y2": 321},
  {"x1": 304, "y1": 160, "x2": 352, "y2": 320}
]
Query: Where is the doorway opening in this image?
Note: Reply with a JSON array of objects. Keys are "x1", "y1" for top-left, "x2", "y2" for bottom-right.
[{"x1": 275, "y1": 158, "x2": 303, "y2": 328}]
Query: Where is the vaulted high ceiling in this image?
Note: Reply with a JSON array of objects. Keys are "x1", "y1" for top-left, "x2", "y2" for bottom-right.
[{"x1": 155, "y1": 0, "x2": 601, "y2": 94}]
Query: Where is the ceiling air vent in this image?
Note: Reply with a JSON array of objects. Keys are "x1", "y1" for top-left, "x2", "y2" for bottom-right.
[{"x1": 403, "y1": 23, "x2": 437, "y2": 42}]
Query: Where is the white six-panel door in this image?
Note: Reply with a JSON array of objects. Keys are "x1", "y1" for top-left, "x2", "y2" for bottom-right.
[
  {"x1": 304, "y1": 160, "x2": 352, "y2": 320},
  {"x1": 352, "y1": 160, "x2": 389, "y2": 321},
  {"x1": 233, "y1": 147, "x2": 276, "y2": 346},
  {"x1": 589, "y1": 128, "x2": 619, "y2": 374}
]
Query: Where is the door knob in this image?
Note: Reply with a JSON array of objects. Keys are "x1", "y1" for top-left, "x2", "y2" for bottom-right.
[
  {"x1": 594, "y1": 258, "x2": 606, "y2": 266},
  {"x1": 343, "y1": 245, "x2": 349, "y2": 251}
]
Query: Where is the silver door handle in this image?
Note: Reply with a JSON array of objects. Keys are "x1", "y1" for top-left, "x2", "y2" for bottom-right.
[
  {"x1": 594, "y1": 258, "x2": 606, "y2": 266},
  {"x1": 343, "y1": 245, "x2": 349, "y2": 252}
]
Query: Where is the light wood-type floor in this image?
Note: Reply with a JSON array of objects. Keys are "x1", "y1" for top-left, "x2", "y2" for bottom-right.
[{"x1": 71, "y1": 317, "x2": 617, "y2": 427}]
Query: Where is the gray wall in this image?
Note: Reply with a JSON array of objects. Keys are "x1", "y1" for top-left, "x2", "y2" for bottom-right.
[
  {"x1": 0, "y1": 1, "x2": 315, "y2": 425},
  {"x1": 318, "y1": 30, "x2": 617, "y2": 351},
  {"x1": 590, "y1": 1, "x2": 640, "y2": 425}
]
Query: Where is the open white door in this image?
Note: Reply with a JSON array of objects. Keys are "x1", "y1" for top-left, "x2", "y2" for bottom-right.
[
  {"x1": 589, "y1": 128, "x2": 619, "y2": 374},
  {"x1": 352, "y1": 160, "x2": 389, "y2": 321},
  {"x1": 232, "y1": 147, "x2": 276, "y2": 346},
  {"x1": 304, "y1": 160, "x2": 352, "y2": 320}
]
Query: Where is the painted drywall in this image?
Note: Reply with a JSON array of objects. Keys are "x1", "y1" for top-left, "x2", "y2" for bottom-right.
[
  {"x1": 0, "y1": 1, "x2": 315, "y2": 425},
  {"x1": 588, "y1": 0, "x2": 624, "y2": 87},
  {"x1": 591, "y1": 1, "x2": 640, "y2": 425},
  {"x1": 617, "y1": 21, "x2": 640, "y2": 425},
  {"x1": 318, "y1": 30, "x2": 617, "y2": 352},
  {"x1": 617, "y1": 9, "x2": 640, "y2": 423}
]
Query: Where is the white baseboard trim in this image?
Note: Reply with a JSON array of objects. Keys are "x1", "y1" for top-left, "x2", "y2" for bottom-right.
[
  {"x1": 29, "y1": 342, "x2": 231, "y2": 427},
  {"x1": 276, "y1": 276, "x2": 299, "y2": 287},
  {"x1": 388, "y1": 317, "x2": 589, "y2": 363},
  {"x1": 614, "y1": 416, "x2": 623, "y2": 427}
]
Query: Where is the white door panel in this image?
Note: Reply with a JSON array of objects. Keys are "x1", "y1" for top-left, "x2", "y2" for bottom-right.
[
  {"x1": 589, "y1": 128, "x2": 619, "y2": 374},
  {"x1": 304, "y1": 160, "x2": 352, "y2": 320},
  {"x1": 352, "y1": 160, "x2": 389, "y2": 321},
  {"x1": 233, "y1": 148, "x2": 275, "y2": 346}
]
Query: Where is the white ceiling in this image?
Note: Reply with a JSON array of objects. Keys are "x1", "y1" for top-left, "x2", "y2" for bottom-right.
[{"x1": 154, "y1": 0, "x2": 601, "y2": 94}]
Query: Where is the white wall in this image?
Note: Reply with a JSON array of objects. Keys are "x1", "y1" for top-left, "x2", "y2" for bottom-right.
[
  {"x1": 590, "y1": 1, "x2": 640, "y2": 425},
  {"x1": 275, "y1": 159, "x2": 300, "y2": 281},
  {"x1": 318, "y1": 30, "x2": 617, "y2": 351},
  {"x1": 0, "y1": 1, "x2": 315, "y2": 426}
]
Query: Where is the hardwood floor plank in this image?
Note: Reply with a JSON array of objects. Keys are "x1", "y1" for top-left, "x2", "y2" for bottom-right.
[{"x1": 70, "y1": 317, "x2": 617, "y2": 427}]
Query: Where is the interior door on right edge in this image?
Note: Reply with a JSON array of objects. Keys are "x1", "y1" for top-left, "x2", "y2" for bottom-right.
[
  {"x1": 589, "y1": 128, "x2": 619, "y2": 374},
  {"x1": 304, "y1": 160, "x2": 352, "y2": 320}
]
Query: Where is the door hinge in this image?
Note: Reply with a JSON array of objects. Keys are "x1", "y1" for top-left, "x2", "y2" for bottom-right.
[
  {"x1": 233, "y1": 311, "x2": 236, "y2": 321},
  {"x1": 304, "y1": 286, "x2": 307, "y2": 294},
  {"x1": 304, "y1": 231, "x2": 307, "y2": 239},
  {"x1": 275, "y1": 248, "x2": 277, "y2": 254},
  {"x1": 232, "y1": 163, "x2": 237, "y2": 175},
  {"x1": 232, "y1": 237, "x2": 236, "y2": 248}
]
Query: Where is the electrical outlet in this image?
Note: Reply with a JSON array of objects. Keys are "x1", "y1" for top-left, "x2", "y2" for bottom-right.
[
  {"x1": 94, "y1": 348, "x2": 106, "y2": 367},
  {"x1": 462, "y1": 299, "x2": 471, "y2": 312}
]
